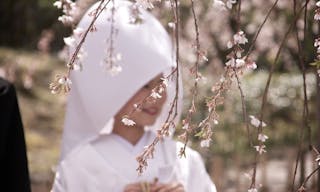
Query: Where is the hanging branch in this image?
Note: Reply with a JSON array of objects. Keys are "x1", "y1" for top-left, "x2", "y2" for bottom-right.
[
  {"x1": 178, "y1": 0, "x2": 203, "y2": 156},
  {"x1": 245, "y1": 0, "x2": 279, "y2": 59},
  {"x1": 230, "y1": 0, "x2": 254, "y2": 148},
  {"x1": 136, "y1": 0, "x2": 180, "y2": 174},
  {"x1": 250, "y1": 2, "x2": 308, "y2": 189},
  {"x1": 291, "y1": 0, "x2": 312, "y2": 190},
  {"x1": 50, "y1": 0, "x2": 111, "y2": 94}
]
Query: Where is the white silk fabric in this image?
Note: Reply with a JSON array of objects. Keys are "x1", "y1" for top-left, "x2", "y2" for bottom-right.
[
  {"x1": 53, "y1": 132, "x2": 217, "y2": 192},
  {"x1": 54, "y1": 1, "x2": 217, "y2": 191},
  {"x1": 61, "y1": 0, "x2": 176, "y2": 159}
]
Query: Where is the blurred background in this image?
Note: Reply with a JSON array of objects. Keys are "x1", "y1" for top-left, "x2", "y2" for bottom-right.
[{"x1": 0, "y1": 0, "x2": 319, "y2": 191}]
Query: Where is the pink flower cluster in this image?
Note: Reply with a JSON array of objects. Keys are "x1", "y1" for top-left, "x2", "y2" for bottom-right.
[{"x1": 53, "y1": 0, "x2": 78, "y2": 26}]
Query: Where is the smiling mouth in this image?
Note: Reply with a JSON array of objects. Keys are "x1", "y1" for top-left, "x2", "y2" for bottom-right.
[{"x1": 142, "y1": 107, "x2": 159, "y2": 116}]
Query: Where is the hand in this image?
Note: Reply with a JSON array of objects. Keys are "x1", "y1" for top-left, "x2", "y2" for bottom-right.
[
  {"x1": 123, "y1": 182, "x2": 143, "y2": 192},
  {"x1": 123, "y1": 181, "x2": 153, "y2": 192},
  {"x1": 151, "y1": 181, "x2": 185, "y2": 192}
]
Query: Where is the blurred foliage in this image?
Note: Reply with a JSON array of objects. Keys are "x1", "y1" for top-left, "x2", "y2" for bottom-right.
[
  {"x1": 0, "y1": 47, "x2": 65, "y2": 184},
  {"x1": 0, "y1": 0, "x2": 69, "y2": 50},
  {"x1": 177, "y1": 69, "x2": 318, "y2": 157},
  {"x1": 0, "y1": 0, "x2": 320, "y2": 190}
]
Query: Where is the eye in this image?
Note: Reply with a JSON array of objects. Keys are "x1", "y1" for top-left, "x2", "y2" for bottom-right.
[{"x1": 143, "y1": 84, "x2": 151, "y2": 89}]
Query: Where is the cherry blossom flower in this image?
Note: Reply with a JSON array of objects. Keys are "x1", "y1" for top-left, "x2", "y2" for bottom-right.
[
  {"x1": 227, "y1": 40, "x2": 233, "y2": 49},
  {"x1": 314, "y1": 38, "x2": 320, "y2": 47},
  {"x1": 258, "y1": 133, "x2": 269, "y2": 142},
  {"x1": 58, "y1": 15, "x2": 75, "y2": 25},
  {"x1": 168, "y1": 22, "x2": 175, "y2": 29},
  {"x1": 246, "y1": 60, "x2": 257, "y2": 70},
  {"x1": 235, "y1": 58, "x2": 245, "y2": 67},
  {"x1": 73, "y1": 27, "x2": 84, "y2": 37},
  {"x1": 226, "y1": 0, "x2": 237, "y2": 9},
  {"x1": 249, "y1": 115, "x2": 267, "y2": 128},
  {"x1": 53, "y1": 1, "x2": 62, "y2": 9},
  {"x1": 108, "y1": 65, "x2": 122, "y2": 76},
  {"x1": 314, "y1": 11, "x2": 320, "y2": 21},
  {"x1": 182, "y1": 123, "x2": 189, "y2": 130},
  {"x1": 233, "y1": 31, "x2": 248, "y2": 45},
  {"x1": 200, "y1": 139, "x2": 211, "y2": 148},
  {"x1": 121, "y1": 116, "x2": 136, "y2": 126},
  {"x1": 49, "y1": 75, "x2": 72, "y2": 94},
  {"x1": 297, "y1": 186, "x2": 306, "y2": 192},
  {"x1": 212, "y1": 0, "x2": 227, "y2": 11},
  {"x1": 248, "y1": 188, "x2": 258, "y2": 192},
  {"x1": 316, "y1": 155, "x2": 320, "y2": 166},
  {"x1": 254, "y1": 145, "x2": 267, "y2": 155},
  {"x1": 104, "y1": 52, "x2": 123, "y2": 76},
  {"x1": 225, "y1": 58, "x2": 235, "y2": 67},
  {"x1": 63, "y1": 36, "x2": 76, "y2": 47},
  {"x1": 54, "y1": 0, "x2": 77, "y2": 26},
  {"x1": 150, "y1": 90, "x2": 162, "y2": 99},
  {"x1": 160, "y1": 78, "x2": 168, "y2": 87}
]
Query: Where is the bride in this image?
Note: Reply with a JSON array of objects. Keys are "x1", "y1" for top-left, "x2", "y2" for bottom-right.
[{"x1": 52, "y1": 1, "x2": 217, "y2": 191}]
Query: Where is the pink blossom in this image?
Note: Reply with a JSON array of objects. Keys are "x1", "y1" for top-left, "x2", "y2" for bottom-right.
[
  {"x1": 73, "y1": 28, "x2": 84, "y2": 37},
  {"x1": 200, "y1": 139, "x2": 211, "y2": 147},
  {"x1": 233, "y1": 31, "x2": 248, "y2": 45},
  {"x1": 249, "y1": 115, "x2": 267, "y2": 128},
  {"x1": 314, "y1": 12, "x2": 320, "y2": 21},
  {"x1": 314, "y1": 38, "x2": 320, "y2": 47},
  {"x1": 53, "y1": 1, "x2": 62, "y2": 9},
  {"x1": 212, "y1": 0, "x2": 227, "y2": 11},
  {"x1": 226, "y1": 0, "x2": 237, "y2": 9},
  {"x1": 168, "y1": 22, "x2": 175, "y2": 29},
  {"x1": 254, "y1": 145, "x2": 266, "y2": 155},
  {"x1": 227, "y1": 41, "x2": 233, "y2": 49},
  {"x1": 225, "y1": 58, "x2": 235, "y2": 66},
  {"x1": 316, "y1": 155, "x2": 320, "y2": 165},
  {"x1": 63, "y1": 36, "x2": 76, "y2": 47},
  {"x1": 58, "y1": 15, "x2": 74, "y2": 25},
  {"x1": 235, "y1": 58, "x2": 245, "y2": 67},
  {"x1": 121, "y1": 117, "x2": 136, "y2": 126},
  {"x1": 248, "y1": 188, "x2": 258, "y2": 192},
  {"x1": 258, "y1": 133, "x2": 268, "y2": 142},
  {"x1": 246, "y1": 61, "x2": 257, "y2": 70},
  {"x1": 108, "y1": 65, "x2": 122, "y2": 76},
  {"x1": 150, "y1": 90, "x2": 162, "y2": 99}
]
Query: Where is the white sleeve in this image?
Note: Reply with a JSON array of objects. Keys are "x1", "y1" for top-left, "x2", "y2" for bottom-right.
[
  {"x1": 187, "y1": 151, "x2": 217, "y2": 192},
  {"x1": 51, "y1": 165, "x2": 67, "y2": 192}
]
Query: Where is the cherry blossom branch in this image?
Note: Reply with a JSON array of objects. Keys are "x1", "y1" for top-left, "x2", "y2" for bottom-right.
[
  {"x1": 136, "y1": 0, "x2": 181, "y2": 174},
  {"x1": 291, "y1": 0, "x2": 311, "y2": 190},
  {"x1": 296, "y1": 167, "x2": 320, "y2": 192},
  {"x1": 245, "y1": 0, "x2": 279, "y2": 60},
  {"x1": 50, "y1": 0, "x2": 111, "y2": 94},
  {"x1": 178, "y1": 0, "x2": 203, "y2": 156},
  {"x1": 250, "y1": 2, "x2": 308, "y2": 189}
]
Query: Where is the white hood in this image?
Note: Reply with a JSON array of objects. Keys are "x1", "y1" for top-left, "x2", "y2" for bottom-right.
[{"x1": 60, "y1": 0, "x2": 180, "y2": 159}]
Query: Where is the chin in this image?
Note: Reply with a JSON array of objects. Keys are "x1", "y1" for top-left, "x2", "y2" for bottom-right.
[{"x1": 140, "y1": 119, "x2": 157, "y2": 127}]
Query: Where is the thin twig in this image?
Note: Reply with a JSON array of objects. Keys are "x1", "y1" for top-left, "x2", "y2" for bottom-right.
[
  {"x1": 291, "y1": 0, "x2": 311, "y2": 190},
  {"x1": 246, "y1": 0, "x2": 279, "y2": 59},
  {"x1": 251, "y1": 2, "x2": 308, "y2": 188}
]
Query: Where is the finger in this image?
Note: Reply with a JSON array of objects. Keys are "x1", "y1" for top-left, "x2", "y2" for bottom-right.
[
  {"x1": 123, "y1": 183, "x2": 141, "y2": 192},
  {"x1": 151, "y1": 183, "x2": 165, "y2": 191},
  {"x1": 158, "y1": 183, "x2": 184, "y2": 192}
]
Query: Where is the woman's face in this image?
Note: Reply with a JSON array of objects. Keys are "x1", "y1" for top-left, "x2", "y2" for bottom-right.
[{"x1": 115, "y1": 74, "x2": 167, "y2": 127}]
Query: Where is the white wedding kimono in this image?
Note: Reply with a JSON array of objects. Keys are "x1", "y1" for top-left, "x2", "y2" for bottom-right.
[
  {"x1": 52, "y1": 131, "x2": 216, "y2": 192},
  {"x1": 52, "y1": 1, "x2": 217, "y2": 191}
]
